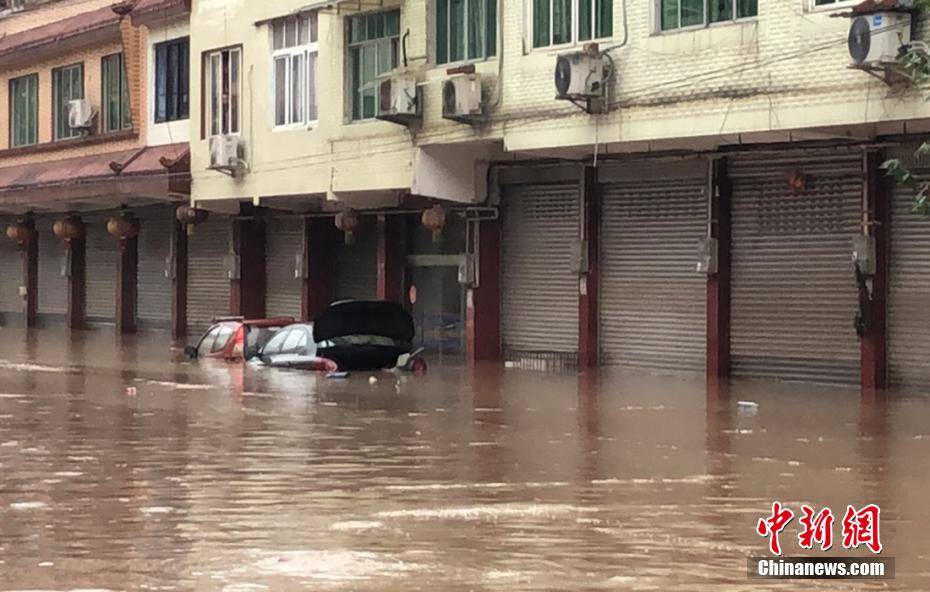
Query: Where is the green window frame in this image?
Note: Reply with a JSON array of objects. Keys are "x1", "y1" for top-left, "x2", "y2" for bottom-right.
[
  {"x1": 533, "y1": 0, "x2": 612, "y2": 48},
  {"x1": 9, "y1": 73, "x2": 37, "y2": 148},
  {"x1": 660, "y1": 0, "x2": 756, "y2": 31},
  {"x1": 435, "y1": 0, "x2": 497, "y2": 65},
  {"x1": 102, "y1": 53, "x2": 131, "y2": 132},
  {"x1": 348, "y1": 10, "x2": 400, "y2": 121},
  {"x1": 52, "y1": 62, "x2": 84, "y2": 140}
]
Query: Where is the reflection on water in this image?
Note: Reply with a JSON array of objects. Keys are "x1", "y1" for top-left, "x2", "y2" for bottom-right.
[{"x1": 0, "y1": 327, "x2": 928, "y2": 590}]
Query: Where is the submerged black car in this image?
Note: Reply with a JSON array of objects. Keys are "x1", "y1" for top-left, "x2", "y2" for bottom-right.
[{"x1": 314, "y1": 300, "x2": 426, "y2": 372}]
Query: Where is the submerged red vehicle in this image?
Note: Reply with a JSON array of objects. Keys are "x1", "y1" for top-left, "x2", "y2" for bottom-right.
[{"x1": 184, "y1": 317, "x2": 294, "y2": 362}]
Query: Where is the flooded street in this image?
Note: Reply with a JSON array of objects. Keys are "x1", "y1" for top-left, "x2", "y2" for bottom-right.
[{"x1": 0, "y1": 328, "x2": 928, "y2": 591}]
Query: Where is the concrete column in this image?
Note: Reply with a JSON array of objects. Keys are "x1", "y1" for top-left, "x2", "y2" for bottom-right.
[
  {"x1": 578, "y1": 166, "x2": 600, "y2": 368},
  {"x1": 231, "y1": 213, "x2": 265, "y2": 318},
  {"x1": 376, "y1": 214, "x2": 405, "y2": 302},
  {"x1": 302, "y1": 217, "x2": 337, "y2": 321},
  {"x1": 171, "y1": 218, "x2": 187, "y2": 339},
  {"x1": 115, "y1": 234, "x2": 138, "y2": 334},
  {"x1": 707, "y1": 157, "x2": 732, "y2": 382},
  {"x1": 861, "y1": 149, "x2": 889, "y2": 391},
  {"x1": 66, "y1": 233, "x2": 86, "y2": 330},
  {"x1": 466, "y1": 218, "x2": 501, "y2": 365},
  {"x1": 22, "y1": 219, "x2": 37, "y2": 328}
]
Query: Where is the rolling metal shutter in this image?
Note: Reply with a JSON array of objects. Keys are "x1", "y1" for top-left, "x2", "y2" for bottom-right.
[
  {"x1": 265, "y1": 216, "x2": 303, "y2": 318},
  {"x1": 136, "y1": 206, "x2": 173, "y2": 330},
  {"x1": 730, "y1": 150, "x2": 861, "y2": 384},
  {"x1": 599, "y1": 160, "x2": 707, "y2": 372},
  {"x1": 85, "y1": 213, "x2": 117, "y2": 324},
  {"x1": 887, "y1": 144, "x2": 930, "y2": 388},
  {"x1": 334, "y1": 217, "x2": 377, "y2": 301},
  {"x1": 0, "y1": 218, "x2": 22, "y2": 322},
  {"x1": 187, "y1": 215, "x2": 230, "y2": 335},
  {"x1": 501, "y1": 183, "x2": 580, "y2": 364},
  {"x1": 37, "y1": 219, "x2": 67, "y2": 322}
]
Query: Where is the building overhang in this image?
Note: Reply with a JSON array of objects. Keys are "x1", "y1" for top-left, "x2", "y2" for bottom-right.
[
  {"x1": 117, "y1": 0, "x2": 190, "y2": 28},
  {"x1": 0, "y1": 143, "x2": 190, "y2": 214}
]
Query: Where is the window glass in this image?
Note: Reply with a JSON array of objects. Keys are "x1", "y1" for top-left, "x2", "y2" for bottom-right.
[
  {"x1": 207, "y1": 47, "x2": 241, "y2": 136},
  {"x1": 9, "y1": 74, "x2": 37, "y2": 147},
  {"x1": 53, "y1": 63, "x2": 84, "y2": 140},
  {"x1": 155, "y1": 37, "x2": 189, "y2": 123},
  {"x1": 211, "y1": 326, "x2": 235, "y2": 353},
  {"x1": 282, "y1": 329, "x2": 304, "y2": 352},
  {"x1": 533, "y1": 0, "x2": 611, "y2": 47},
  {"x1": 102, "y1": 53, "x2": 131, "y2": 132},
  {"x1": 737, "y1": 0, "x2": 756, "y2": 17},
  {"x1": 197, "y1": 326, "x2": 220, "y2": 357},
  {"x1": 681, "y1": 0, "x2": 704, "y2": 26},
  {"x1": 348, "y1": 10, "x2": 400, "y2": 120},
  {"x1": 271, "y1": 14, "x2": 318, "y2": 127},
  {"x1": 660, "y1": 0, "x2": 755, "y2": 30},
  {"x1": 262, "y1": 330, "x2": 290, "y2": 355}
]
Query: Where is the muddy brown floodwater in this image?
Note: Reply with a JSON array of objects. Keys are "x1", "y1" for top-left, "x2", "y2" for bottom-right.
[{"x1": 0, "y1": 327, "x2": 928, "y2": 591}]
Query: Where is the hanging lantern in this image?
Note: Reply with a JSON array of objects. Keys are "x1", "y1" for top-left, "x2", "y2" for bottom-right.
[
  {"x1": 335, "y1": 208, "x2": 360, "y2": 245},
  {"x1": 421, "y1": 204, "x2": 446, "y2": 243},
  {"x1": 5, "y1": 221, "x2": 34, "y2": 247},
  {"x1": 106, "y1": 213, "x2": 140, "y2": 241},
  {"x1": 176, "y1": 205, "x2": 209, "y2": 235},
  {"x1": 53, "y1": 216, "x2": 84, "y2": 244}
]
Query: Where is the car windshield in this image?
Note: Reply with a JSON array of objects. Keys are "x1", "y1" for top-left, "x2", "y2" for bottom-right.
[
  {"x1": 245, "y1": 326, "x2": 283, "y2": 358},
  {"x1": 211, "y1": 326, "x2": 235, "y2": 353}
]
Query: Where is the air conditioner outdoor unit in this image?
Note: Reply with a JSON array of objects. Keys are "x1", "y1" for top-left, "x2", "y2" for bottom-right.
[
  {"x1": 68, "y1": 99, "x2": 95, "y2": 130},
  {"x1": 848, "y1": 11, "x2": 912, "y2": 66},
  {"x1": 377, "y1": 70, "x2": 421, "y2": 126},
  {"x1": 209, "y1": 134, "x2": 245, "y2": 175},
  {"x1": 442, "y1": 74, "x2": 483, "y2": 123},
  {"x1": 555, "y1": 44, "x2": 605, "y2": 101}
]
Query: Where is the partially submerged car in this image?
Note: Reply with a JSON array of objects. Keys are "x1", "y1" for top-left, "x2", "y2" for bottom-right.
[
  {"x1": 313, "y1": 300, "x2": 426, "y2": 372},
  {"x1": 184, "y1": 317, "x2": 294, "y2": 362},
  {"x1": 254, "y1": 323, "x2": 339, "y2": 372}
]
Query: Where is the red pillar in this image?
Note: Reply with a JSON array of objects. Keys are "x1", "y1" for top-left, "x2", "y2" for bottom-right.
[
  {"x1": 707, "y1": 157, "x2": 732, "y2": 382},
  {"x1": 231, "y1": 212, "x2": 265, "y2": 318},
  {"x1": 171, "y1": 217, "x2": 188, "y2": 339},
  {"x1": 578, "y1": 166, "x2": 600, "y2": 368},
  {"x1": 466, "y1": 217, "x2": 501, "y2": 365},
  {"x1": 861, "y1": 149, "x2": 889, "y2": 391},
  {"x1": 376, "y1": 213, "x2": 405, "y2": 302},
  {"x1": 115, "y1": 228, "x2": 138, "y2": 334},
  {"x1": 66, "y1": 229, "x2": 86, "y2": 330},
  {"x1": 302, "y1": 217, "x2": 337, "y2": 321},
  {"x1": 22, "y1": 219, "x2": 37, "y2": 328}
]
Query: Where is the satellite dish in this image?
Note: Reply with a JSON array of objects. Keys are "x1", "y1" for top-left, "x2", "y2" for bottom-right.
[
  {"x1": 849, "y1": 16, "x2": 871, "y2": 65},
  {"x1": 554, "y1": 55, "x2": 572, "y2": 97}
]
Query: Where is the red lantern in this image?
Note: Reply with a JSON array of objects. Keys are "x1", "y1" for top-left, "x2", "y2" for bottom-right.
[
  {"x1": 176, "y1": 206, "x2": 208, "y2": 236},
  {"x1": 335, "y1": 208, "x2": 360, "y2": 245},
  {"x1": 5, "y1": 222, "x2": 33, "y2": 247},
  {"x1": 106, "y1": 214, "x2": 140, "y2": 241},
  {"x1": 53, "y1": 217, "x2": 84, "y2": 244},
  {"x1": 421, "y1": 204, "x2": 446, "y2": 243}
]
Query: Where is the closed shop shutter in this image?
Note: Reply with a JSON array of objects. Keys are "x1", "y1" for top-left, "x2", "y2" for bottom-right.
[
  {"x1": 187, "y1": 215, "x2": 231, "y2": 335},
  {"x1": 0, "y1": 218, "x2": 21, "y2": 322},
  {"x1": 501, "y1": 182, "x2": 580, "y2": 364},
  {"x1": 334, "y1": 216, "x2": 377, "y2": 301},
  {"x1": 265, "y1": 216, "x2": 303, "y2": 318},
  {"x1": 599, "y1": 160, "x2": 707, "y2": 372},
  {"x1": 887, "y1": 144, "x2": 930, "y2": 388},
  {"x1": 85, "y1": 213, "x2": 117, "y2": 323},
  {"x1": 37, "y1": 219, "x2": 67, "y2": 322},
  {"x1": 730, "y1": 151, "x2": 861, "y2": 384},
  {"x1": 136, "y1": 205, "x2": 173, "y2": 330}
]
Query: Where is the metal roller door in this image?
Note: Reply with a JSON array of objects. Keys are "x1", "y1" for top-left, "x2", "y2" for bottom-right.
[
  {"x1": 599, "y1": 160, "x2": 707, "y2": 372},
  {"x1": 85, "y1": 213, "x2": 117, "y2": 324},
  {"x1": 887, "y1": 145, "x2": 930, "y2": 388},
  {"x1": 265, "y1": 217, "x2": 303, "y2": 318},
  {"x1": 187, "y1": 216, "x2": 230, "y2": 335},
  {"x1": 501, "y1": 183, "x2": 580, "y2": 364},
  {"x1": 0, "y1": 218, "x2": 21, "y2": 322},
  {"x1": 334, "y1": 217, "x2": 377, "y2": 301},
  {"x1": 37, "y1": 219, "x2": 67, "y2": 322},
  {"x1": 137, "y1": 206, "x2": 173, "y2": 330},
  {"x1": 730, "y1": 151, "x2": 861, "y2": 384}
]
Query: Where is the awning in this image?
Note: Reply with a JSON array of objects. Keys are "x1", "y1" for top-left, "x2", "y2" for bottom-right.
[
  {"x1": 0, "y1": 4, "x2": 122, "y2": 70},
  {"x1": 119, "y1": 0, "x2": 190, "y2": 27},
  {"x1": 253, "y1": 0, "x2": 384, "y2": 26},
  {"x1": 0, "y1": 143, "x2": 190, "y2": 213}
]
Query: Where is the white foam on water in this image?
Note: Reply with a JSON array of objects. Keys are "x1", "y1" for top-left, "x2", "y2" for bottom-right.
[
  {"x1": 10, "y1": 502, "x2": 47, "y2": 510},
  {"x1": 0, "y1": 394, "x2": 25, "y2": 399},
  {"x1": 221, "y1": 585, "x2": 269, "y2": 592},
  {"x1": 139, "y1": 380, "x2": 213, "y2": 391},
  {"x1": 140, "y1": 506, "x2": 174, "y2": 515},
  {"x1": 0, "y1": 361, "x2": 71, "y2": 373},
  {"x1": 252, "y1": 550, "x2": 425, "y2": 581},
  {"x1": 1, "y1": 441, "x2": 19, "y2": 447},
  {"x1": 54, "y1": 472, "x2": 83, "y2": 477},
  {"x1": 375, "y1": 503, "x2": 588, "y2": 521},
  {"x1": 329, "y1": 520, "x2": 385, "y2": 531}
]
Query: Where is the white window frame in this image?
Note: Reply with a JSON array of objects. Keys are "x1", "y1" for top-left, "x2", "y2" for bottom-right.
[
  {"x1": 532, "y1": 0, "x2": 613, "y2": 50},
  {"x1": 271, "y1": 14, "x2": 319, "y2": 130},
  {"x1": 206, "y1": 46, "x2": 241, "y2": 137},
  {"x1": 652, "y1": 0, "x2": 757, "y2": 33},
  {"x1": 804, "y1": 0, "x2": 856, "y2": 12}
]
